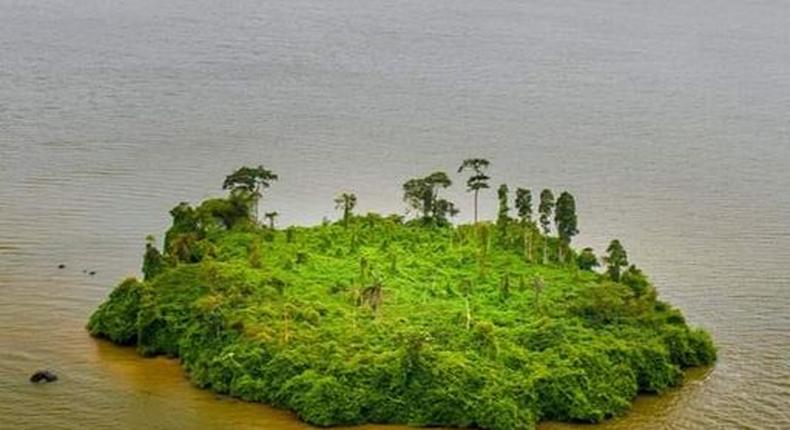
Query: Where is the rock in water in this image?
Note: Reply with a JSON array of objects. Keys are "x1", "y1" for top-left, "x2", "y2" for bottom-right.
[{"x1": 30, "y1": 370, "x2": 58, "y2": 383}]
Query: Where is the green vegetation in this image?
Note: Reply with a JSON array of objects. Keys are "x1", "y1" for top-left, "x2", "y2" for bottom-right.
[{"x1": 88, "y1": 162, "x2": 715, "y2": 430}]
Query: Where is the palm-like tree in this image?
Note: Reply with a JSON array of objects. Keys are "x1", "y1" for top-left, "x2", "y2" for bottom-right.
[
  {"x1": 458, "y1": 158, "x2": 490, "y2": 224},
  {"x1": 264, "y1": 211, "x2": 279, "y2": 229},
  {"x1": 334, "y1": 192, "x2": 358, "y2": 226}
]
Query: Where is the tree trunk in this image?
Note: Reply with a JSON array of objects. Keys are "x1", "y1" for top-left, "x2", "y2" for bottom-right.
[
  {"x1": 543, "y1": 238, "x2": 548, "y2": 264},
  {"x1": 253, "y1": 186, "x2": 261, "y2": 223},
  {"x1": 558, "y1": 241, "x2": 563, "y2": 264},
  {"x1": 525, "y1": 228, "x2": 531, "y2": 261},
  {"x1": 474, "y1": 190, "x2": 479, "y2": 224},
  {"x1": 528, "y1": 230, "x2": 533, "y2": 261}
]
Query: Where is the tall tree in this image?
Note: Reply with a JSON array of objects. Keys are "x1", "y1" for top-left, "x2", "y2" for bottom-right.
[
  {"x1": 554, "y1": 191, "x2": 579, "y2": 263},
  {"x1": 515, "y1": 188, "x2": 533, "y2": 224},
  {"x1": 496, "y1": 184, "x2": 510, "y2": 226},
  {"x1": 457, "y1": 158, "x2": 490, "y2": 224},
  {"x1": 334, "y1": 192, "x2": 358, "y2": 226},
  {"x1": 538, "y1": 189, "x2": 555, "y2": 263},
  {"x1": 264, "y1": 211, "x2": 279, "y2": 229},
  {"x1": 403, "y1": 172, "x2": 456, "y2": 225},
  {"x1": 603, "y1": 239, "x2": 629, "y2": 281},
  {"x1": 222, "y1": 165, "x2": 278, "y2": 221},
  {"x1": 515, "y1": 188, "x2": 534, "y2": 261}
]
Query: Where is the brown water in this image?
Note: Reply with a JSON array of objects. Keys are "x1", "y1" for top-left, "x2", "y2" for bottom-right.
[{"x1": 1, "y1": 0, "x2": 789, "y2": 428}]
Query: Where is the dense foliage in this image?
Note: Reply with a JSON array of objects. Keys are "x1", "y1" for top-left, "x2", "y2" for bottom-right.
[{"x1": 89, "y1": 165, "x2": 715, "y2": 429}]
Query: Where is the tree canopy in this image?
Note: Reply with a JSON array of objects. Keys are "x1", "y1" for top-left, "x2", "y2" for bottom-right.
[
  {"x1": 222, "y1": 165, "x2": 278, "y2": 219},
  {"x1": 554, "y1": 191, "x2": 579, "y2": 262},
  {"x1": 402, "y1": 172, "x2": 457, "y2": 225},
  {"x1": 496, "y1": 184, "x2": 510, "y2": 226},
  {"x1": 577, "y1": 247, "x2": 599, "y2": 271},
  {"x1": 604, "y1": 239, "x2": 629, "y2": 281},
  {"x1": 538, "y1": 189, "x2": 555, "y2": 235},
  {"x1": 515, "y1": 188, "x2": 533, "y2": 224},
  {"x1": 222, "y1": 165, "x2": 278, "y2": 194}
]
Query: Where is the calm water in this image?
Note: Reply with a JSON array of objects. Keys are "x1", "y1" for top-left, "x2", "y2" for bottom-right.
[{"x1": 1, "y1": 0, "x2": 789, "y2": 428}]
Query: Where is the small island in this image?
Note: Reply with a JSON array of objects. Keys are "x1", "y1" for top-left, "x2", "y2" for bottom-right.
[{"x1": 88, "y1": 161, "x2": 715, "y2": 430}]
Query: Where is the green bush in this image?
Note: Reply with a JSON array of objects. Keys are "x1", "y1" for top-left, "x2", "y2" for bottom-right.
[{"x1": 87, "y1": 278, "x2": 143, "y2": 344}]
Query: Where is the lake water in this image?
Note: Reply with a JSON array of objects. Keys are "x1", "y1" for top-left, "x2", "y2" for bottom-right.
[{"x1": 1, "y1": 0, "x2": 789, "y2": 428}]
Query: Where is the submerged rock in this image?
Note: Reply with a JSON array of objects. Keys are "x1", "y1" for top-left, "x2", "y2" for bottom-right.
[
  {"x1": 30, "y1": 370, "x2": 58, "y2": 383},
  {"x1": 57, "y1": 264, "x2": 66, "y2": 269}
]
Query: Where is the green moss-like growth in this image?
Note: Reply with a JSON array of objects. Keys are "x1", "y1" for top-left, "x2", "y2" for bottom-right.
[{"x1": 88, "y1": 204, "x2": 715, "y2": 430}]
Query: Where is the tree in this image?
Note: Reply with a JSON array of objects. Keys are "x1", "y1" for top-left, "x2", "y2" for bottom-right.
[
  {"x1": 142, "y1": 235, "x2": 166, "y2": 280},
  {"x1": 264, "y1": 211, "x2": 279, "y2": 229},
  {"x1": 458, "y1": 158, "x2": 490, "y2": 224},
  {"x1": 402, "y1": 172, "x2": 456, "y2": 225},
  {"x1": 515, "y1": 188, "x2": 534, "y2": 261},
  {"x1": 538, "y1": 189, "x2": 555, "y2": 263},
  {"x1": 222, "y1": 165, "x2": 278, "y2": 221},
  {"x1": 603, "y1": 239, "x2": 629, "y2": 281},
  {"x1": 554, "y1": 191, "x2": 579, "y2": 263},
  {"x1": 496, "y1": 184, "x2": 510, "y2": 226},
  {"x1": 199, "y1": 195, "x2": 253, "y2": 230},
  {"x1": 334, "y1": 192, "x2": 358, "y2": 226},
  {"x1": 515, "y1": 188, "x2": 533, "y2": 224},
  {"x1": 433, "y1": 199, "x2": 460, "y2": 225},
  {"x1": 577, "y1": 247, "x2": 599, "y2": 271},
  {"x1": 164, "y1": 202, "x2": 198, "y2": 253}
]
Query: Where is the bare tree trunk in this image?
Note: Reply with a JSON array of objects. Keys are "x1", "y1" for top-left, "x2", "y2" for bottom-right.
[
  {"x1": 543, "y1": 238, "x2": 548, "y2": 264},
  {"x1": 528, "y1": 230, "x2": 533, "y2": 262},
  {"x1": 474, "y1": 190, "x2": 479, "y2": 224},
  {"x1": 253, "y1": 186, "x2": 261, "y2": 224},
  {"x1": 558, "y1": 242, "x2": 563, "y2": 264}
]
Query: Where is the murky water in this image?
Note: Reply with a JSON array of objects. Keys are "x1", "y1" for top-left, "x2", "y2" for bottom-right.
[{"x1": 1, "y1": 0, "x2": 789, "y2": 428}]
